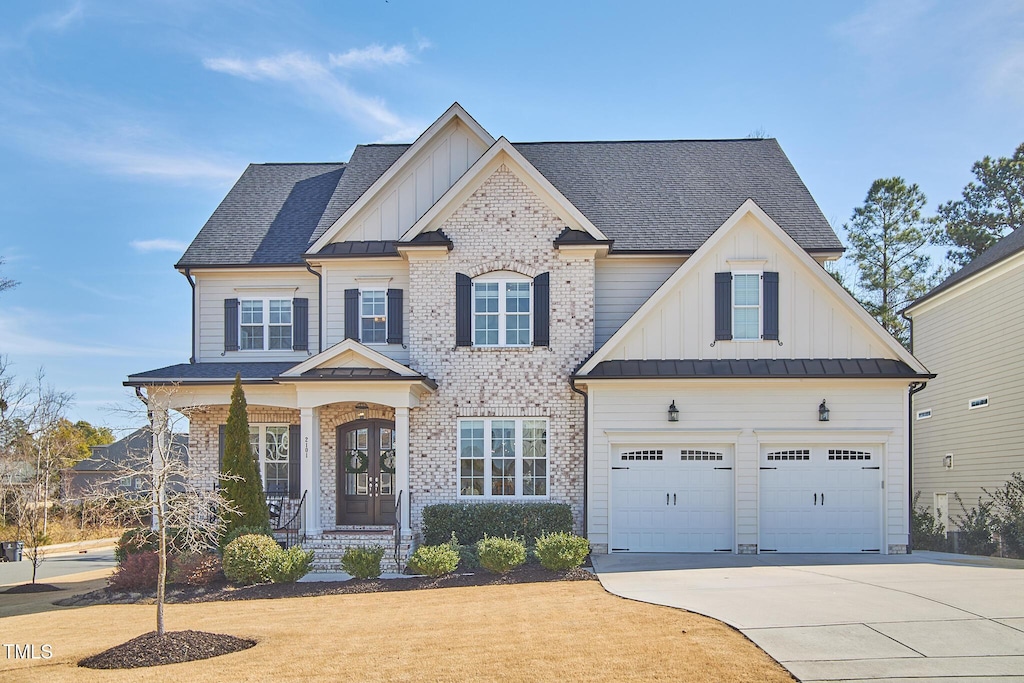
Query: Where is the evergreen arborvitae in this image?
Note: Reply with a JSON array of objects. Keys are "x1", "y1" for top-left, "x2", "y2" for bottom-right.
[{"x1": 221, "y1": 373, "x2": 270, "y2": 533}]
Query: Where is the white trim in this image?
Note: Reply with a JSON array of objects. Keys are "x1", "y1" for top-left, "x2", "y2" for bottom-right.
[
  {"x1": 968, "y1": 396, "x2": 990, "y2": 410},
  {"x1": 577, "y1": 199, "x2": 930, "y2": 376},
  {"x1": 471, "y1": 272, "x2": 533, "y2": 347},
  {"x1": 358, "y1": 288, "x2": 388, "y2": 346},
  {"x1": 399, "y1": 137, "x2": 608, "y2": 243},
  {"x1": 457, "y1": 417, "x2": 550, "y2": 499},
  {"x1": 279, "y1": 338, "x2": 419, "y2": 377},
  {"x1": 308, "y1": 104, "x2": 493, "y2": 254},
  {"x1": 731, "y1": 270, "x2": 762, "y2": 341},
  {"x1": 238, "y1": 298, "x2": 293, "y2": 352}
]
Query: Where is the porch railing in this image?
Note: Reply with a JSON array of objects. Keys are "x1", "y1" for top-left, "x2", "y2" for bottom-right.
[{"x1": 271, "y1": 490, "x2": 306, "y2": 549}]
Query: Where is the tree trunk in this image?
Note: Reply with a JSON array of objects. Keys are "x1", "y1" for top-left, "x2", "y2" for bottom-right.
[{"x1": 157, "y1": 503, "x2": 166, "y2": 637}]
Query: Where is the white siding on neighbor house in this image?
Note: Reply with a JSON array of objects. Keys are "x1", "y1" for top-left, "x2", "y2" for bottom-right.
[
  {"x1": 910, "y1": 255, "x2": 1024, "y2": 513},
  {"x1": 595, "y1": 257, "x2": 686, "y2": 347},
  {"x1": 328, "y1": 120, "x2": 488, "y2": 243},
  {"x1": 586, "y1": 379, "x2": 908, "y2": 553},
  {"x1": 195, "y1": 269, "x2": 320, "y2": 362},
  {"x1": 605, "y1": 214, "x2": 890, "y2": 362},
  {"x1": 322, "y1": 260, "x2": 411, "y2": 364}
]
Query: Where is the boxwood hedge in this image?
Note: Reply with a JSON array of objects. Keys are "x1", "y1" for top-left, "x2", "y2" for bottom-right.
[{"x1": 422, "y1": 502, "x2": 572, "y2": 546}]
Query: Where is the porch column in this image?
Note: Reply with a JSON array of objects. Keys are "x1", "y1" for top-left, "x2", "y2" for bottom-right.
[
  {"x1": 395, "y1": 406, "x2": 411, "y2": 534},
  {"x1": 300, "y1": 406, "x2": 322, "y2": 535},
  {"x1": 149, "y1": 398, "x2": 168, "y2": 532}
]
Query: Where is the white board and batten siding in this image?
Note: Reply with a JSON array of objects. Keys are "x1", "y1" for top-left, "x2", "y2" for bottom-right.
[
  {"x1": 195, "y1": 269, "x2": 320, "y2": 363},
  {"x1": 595, "y1": 257, "x2": 685, "y2": 347},
  {"x1": 329, "y1": 120, "x2": 488, "y2": 243},
  {"x1": 322, "y1": 260, "x2": 411, "y2": 365}
]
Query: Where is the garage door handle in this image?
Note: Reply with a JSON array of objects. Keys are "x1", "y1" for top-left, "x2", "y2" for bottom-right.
[
  {"x1": 666, "y1": 493, "x2": 670, "y2": 505},
  {"x1": 673, "y1": 493, "x2": 677, "y2": 505},
  {"x1": 821, "y1": 492, "x2": 825, "y2": 506},
  {"x1": 814, "y1": 492, "x2": 817, "y2": 505}
]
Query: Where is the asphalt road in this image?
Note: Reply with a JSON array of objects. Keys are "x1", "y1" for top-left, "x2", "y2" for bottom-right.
[{"x1": 0, "y1": 547, "x2": 116, "y2": 587}]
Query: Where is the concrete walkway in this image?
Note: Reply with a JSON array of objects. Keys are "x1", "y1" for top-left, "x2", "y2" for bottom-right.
[{"x1": 592, "y1": 551, "x2": 1024, "y2": 682}]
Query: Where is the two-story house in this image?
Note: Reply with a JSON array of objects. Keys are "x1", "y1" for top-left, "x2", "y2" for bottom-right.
[
  {"x1": 905, "y1": 228, "x2": 1024, "y2": 532},
  {"x1": 126, "y1": 103, "x2": 931, "y2": 564}
]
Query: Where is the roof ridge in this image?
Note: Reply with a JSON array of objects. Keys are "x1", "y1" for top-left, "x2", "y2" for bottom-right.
[
  {"x1": 513, "y1": 138, "x2": 777, "y2": 145},
  {"x1": 252, "y1": 162, "x2": 347, "y2": 166}
]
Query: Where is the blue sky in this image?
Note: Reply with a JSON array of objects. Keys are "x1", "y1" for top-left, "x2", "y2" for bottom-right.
[{"x1": 0, "y1": 0, "x2": 1022, "y2": 430}]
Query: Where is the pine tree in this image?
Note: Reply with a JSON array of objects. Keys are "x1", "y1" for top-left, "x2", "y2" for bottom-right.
[
  {"x1": 221, "y1": 374, "x2": 269, "y2": 533},
  {"x1": 845, "y1": 177, "x2": 936, "y2": 348}
]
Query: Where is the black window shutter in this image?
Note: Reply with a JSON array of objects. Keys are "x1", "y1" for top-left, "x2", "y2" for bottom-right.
[
  {"x1": 344, "y1": 289, "x2": 360, "y2": 341},
  {"x1": 533, "y1": 272, "x2": 550, "y2": 347},
  {"x1": 714, "y1": 272, "x2": 733, "y2": 341},
  {"x1": 224, "y1": 299, "x2": 239, "y2": 352},
  {"x1": 288, "y1": 424, "x2": 301, "y2": 500},
  {"x1": 455, "y1": 273, "x2": 472, "y2": 347},
  {"x1": 762, "y1": 272, "x2": 779, "y2": 341},
  {"x1": 386, "y1": 289, "x2": 403, "y2": 345},
  {"x1": 217, "y1": 425, "x2": 226, "y2": 490},
  {"x1": 292, "y1": 298, "x2": 309, "y2": 351}
]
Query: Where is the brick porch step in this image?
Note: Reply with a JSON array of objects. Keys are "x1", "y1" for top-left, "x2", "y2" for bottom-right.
[{"x1": 302, "y1": 528, "x2": 402, "y2": 573}]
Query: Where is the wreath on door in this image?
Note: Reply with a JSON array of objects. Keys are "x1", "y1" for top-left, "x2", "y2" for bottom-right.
[
  {"x1": 380, "y1": 450, "x2": 396, "y2": 475},
  {"x1": 344, "y1": 449, "x2": 368, "y2": 474}
]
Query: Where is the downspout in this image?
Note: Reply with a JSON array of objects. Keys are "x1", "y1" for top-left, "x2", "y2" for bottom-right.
[
  {"x1": 305, "y1": 262, "x2": 323, "y2": 354},
  {"x1": 569, "y1": 378, "x2": 588, "y2": 538},
  {"x1": 182, "y1": 268, "x2": 196, "y2": 364},
  {"x1": 908, "y1": 380, "x2": 928, "y2": 554}
]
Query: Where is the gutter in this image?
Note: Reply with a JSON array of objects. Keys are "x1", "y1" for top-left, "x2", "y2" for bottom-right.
[
  {"x1": 907, "y1": 380, "x2": 929, "y2": 554},
  {"x1": 304, "y1": 262, "x2": 323, "y2": 354},
  {"x1": 569, "y1": 378, "x2": 589, "y2": 539},
  {"x1": 182, "y1": 268, "x2": 197, "y2": 364}
]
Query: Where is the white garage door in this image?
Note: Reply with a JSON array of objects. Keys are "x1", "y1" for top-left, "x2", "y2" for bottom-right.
[
  {"x1": 759, "y1": 446, "x2": 881, "y2": 553},
  {"x1": 611, "y1": 446, "x2": 734, "y2": 553}
]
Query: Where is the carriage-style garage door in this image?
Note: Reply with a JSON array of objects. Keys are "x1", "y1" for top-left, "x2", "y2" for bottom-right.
[
  {"x1": 610, "y1": 445, "x2": 734, "y2": 553},
  {"x1": 759, "y1": 445, "x2": 882, "y2": 553}
]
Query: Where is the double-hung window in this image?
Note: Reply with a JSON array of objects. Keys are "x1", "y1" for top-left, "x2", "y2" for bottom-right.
[
  {"x1": 240, "y1": 299, "x2": 292, "y2": 350},
  {"x1": 732, "y1": 273, "x2": 761, "y2": 341},
  {"x1": 249, "y1": 424, "x2": 290, "y2": 496},
  {"x1": 360, "y1": 290, "x2": 387, "y2": 344},
  {"x1": 458, "y1": 418, "x2": 548, "y2": 497},
  {"x1": 473, "y1": 273, "x2": 531, "y2": 346}
]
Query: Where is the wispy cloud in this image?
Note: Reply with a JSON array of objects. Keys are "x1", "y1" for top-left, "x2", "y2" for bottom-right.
[
  {"x1": 130, "y1": 238, "x2": 189, "y2": 253},
  {"x1": 328, "y1": 44, "x2": 412, "y2": 69},
  {"x1": 0, "y1": 309, "x2": 174, "y2": 358},
  {"x1": 203, "y1": 44, "x2": 427, "y2": 141},
  {"x1": 1, "y1": 1, "x2": 85, "y2": 50},
  {"x1": 834, "y1": 0, "x2": 932, "y2": 53},
  {"x1": 69, "y1": 279, "x2": 142, "y2": 302}
]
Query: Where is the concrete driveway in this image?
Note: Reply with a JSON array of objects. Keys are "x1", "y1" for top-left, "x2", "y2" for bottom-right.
[{"x1": 592, "y1": 551, "x2": 1024, "y2": 682}]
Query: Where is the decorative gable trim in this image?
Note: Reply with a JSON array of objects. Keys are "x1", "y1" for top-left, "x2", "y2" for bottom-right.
[
  {"x1": 399, "y1": 137, "x2": 608, "y2": 243},
  {"x1": 278, "y1": 338, "x2": 420, "y2": 378},
  {"x1": 576, "y1": 198, "x2": 930, "y2": 376},
  {"x1": 307, "y1": 103, "x2": 494, "y2": 254}
]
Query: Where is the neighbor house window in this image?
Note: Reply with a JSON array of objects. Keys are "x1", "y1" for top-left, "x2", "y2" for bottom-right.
[
  {"x1": 968, "y1": 396, "x2": 989, "y2": 410},
  {"x1": 458, "y1": 418, "x2": 548, "y2": 497},
  {"x1": 240, "y1": 299, "x2": 292, "y2": 351},
  {"x1": 732, "y1": 273, "x2": 760, "y2": 340},
  {"x1": 249, "y1": 424, "x2": 290, "y2": 495},
  {"x1": 916, "y1": 409, "x2": 932, "y2": 420},
  {"x1": 473, "y1": 274, "x2": 531, "y2": 346},
  {"x1": 360, "y1": 290, "x2": 387, "y2": 344}
]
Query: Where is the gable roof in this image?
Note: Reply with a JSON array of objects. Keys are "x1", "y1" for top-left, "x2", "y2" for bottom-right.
[
  {"x1": 74, "y1": 429, "x2": 188, "y2": 471},
  {"x1": 907, "y1": 228, "x2": 1024, "y2": 313}
]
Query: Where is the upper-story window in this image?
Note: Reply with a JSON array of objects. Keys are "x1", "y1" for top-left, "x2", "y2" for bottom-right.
[
  {"x1": 732, "y1": 273, "x2": 761, "y2": 341},
  {"x1": 360, "y1": 290, "x2": 387, "y2": 345},
  {"x1": 473, "y1": 273, "x2": 532, "y2": 347},
  {"x1": 240, "y1": 299, "x2": 292, "y2": 351}
]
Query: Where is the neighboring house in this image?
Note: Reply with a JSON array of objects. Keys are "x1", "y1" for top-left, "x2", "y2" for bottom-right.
[
  {"x1": 63, "y1": 428, "x2": 189, "y2": 501},
  {"x1": 126, "y1": 103, "x2": 930, "y2": 562},
  {"x1": 905, "y1": 228, "x2": 1024, "y2": 530}
]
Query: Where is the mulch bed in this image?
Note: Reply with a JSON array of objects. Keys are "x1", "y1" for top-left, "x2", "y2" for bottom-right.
[
  {"x1": 78, "y1": 630, "x2": 255, "y2": 669},
  {"x1": 3, "y1": 582, "x2": 61, "y2": 594},
  {"x1": 55, "y1": 563, "x2": 597, "y2": 607}
]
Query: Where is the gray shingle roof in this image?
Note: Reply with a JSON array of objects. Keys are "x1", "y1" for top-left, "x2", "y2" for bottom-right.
[
  {"x1": 908, "y1": 228, "x2": 1024, "y2": 311},
  {"x1": 580, "y1": 358, "x2": 931, "y2": 379},
  {"x1": 74, "y1": 429, "x2": 188, "y2": 471},
  {"x1": 178, "y1": 138, "x2": 841, "y2": 267},
  {"x1": 125, "y1": 362, "x2": 297, "y2": 385}
]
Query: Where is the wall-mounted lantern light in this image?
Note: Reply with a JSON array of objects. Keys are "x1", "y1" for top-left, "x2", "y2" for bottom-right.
[
  {"x1": 668, "y1": 400, "x2": 680, "y2": 422},
  {"x1": 356, "y1": 402, "x2": 368, "y2": 419},
  {"x1": 818, "y1": 399, "x2": 830, "y2": 422}
]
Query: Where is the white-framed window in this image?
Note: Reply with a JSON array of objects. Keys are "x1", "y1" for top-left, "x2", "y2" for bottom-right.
[
  {"x1": 240, "y1": 299, "x2": 292, "y2": 351},
  {"x1": 458, "y1": 418, "x2": 548, "y2": 497},
  {"x1": 360, "y1": 289, "x2": 387, "y2": 345},
  {"x1": 968, "y1": 396, "x2": 989, "y2": 410},
  {"x1": 732, "y1": 272, "x2": 761, "y2": 340},
  {"x1": 249, "y1": 424, "x2": 290, "y2": 496},
  {"x1": 916, "y1": 408, "x2": 932, "y2": 420},
  {"x1": 473, "y1": 272, "x2": 532, "y2": 347}
]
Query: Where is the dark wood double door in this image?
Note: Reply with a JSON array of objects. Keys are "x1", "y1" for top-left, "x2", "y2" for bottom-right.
[{"x1": 337, "y1": 420, "x2": 396, "y2": 525}]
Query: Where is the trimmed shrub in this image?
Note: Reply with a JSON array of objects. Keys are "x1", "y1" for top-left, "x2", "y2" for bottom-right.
[
  {"x1": 422, "y1": 503, "x2": 573, "y2": 546},
  {"x1": 108, "y1": 551, "x2": 164, "y2": 590},
  {"x1": 408, "y1": 543, "x2": 460, "y2": 577},
  {"x1": 534, "y1": 532, "x2": 590, "y2": 571},
  {"x1": 477, "y1": 536, "x2": 526, "y2": 574},
  {"x1": 269, "y1": 546, "x2": 315, "y2": 583},
  {"x1": 222, "y1": 534, "x2": 281, "y2": 585},
  {"x1": 169, "y1": 552, "x2": 224, "y2": 586},
  {"x1": 115, "y1": 527, "x2": 186, "y2": 564},
  {"x1": 952, "y1": 494, "x2": 998, "y2": 556},
  {"x1": 911, "y1": 492, "x2": 948, "y2": 551},
  {"x1": 219, "y1": 524, "x2": 273, "y2": 552},
  {"x1": 341, "y1": 546, "x2": 385, "y2": 579}
]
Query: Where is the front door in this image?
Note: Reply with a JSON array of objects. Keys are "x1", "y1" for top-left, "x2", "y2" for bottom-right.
[{"x1": 337, "y1": 420, "x2": 396, "y2": 525}]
